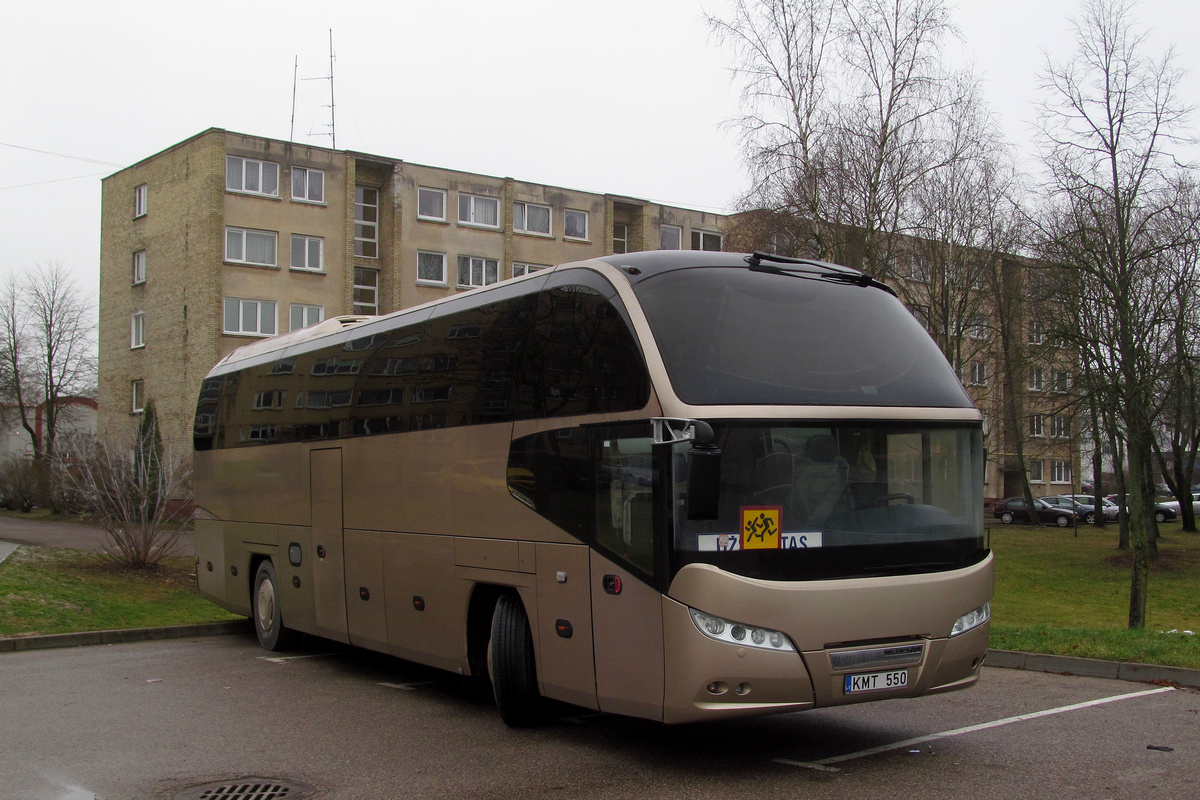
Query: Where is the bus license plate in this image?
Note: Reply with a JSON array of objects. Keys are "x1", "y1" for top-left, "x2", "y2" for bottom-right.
[{"x1": 844, "y1": 669, "x2": 908, "y2": 694}]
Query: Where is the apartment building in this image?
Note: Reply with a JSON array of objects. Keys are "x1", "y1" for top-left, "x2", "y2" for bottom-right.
[{"x1": 98, "y1": 129, "x2": 727, "y2": 447}]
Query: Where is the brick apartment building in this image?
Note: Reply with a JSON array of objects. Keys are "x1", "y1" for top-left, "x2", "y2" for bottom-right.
[{"x1": 98, "y1": 129, "x2": 727, "y2": 449}]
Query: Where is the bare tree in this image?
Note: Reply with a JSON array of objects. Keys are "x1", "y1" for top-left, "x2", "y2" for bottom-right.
[
  {"x1": 0, "y1": 262, "x2": 97, "y2": 461},
  {"x1": 1033, "y1": 0, "x2": 1199, "y2": 628}
]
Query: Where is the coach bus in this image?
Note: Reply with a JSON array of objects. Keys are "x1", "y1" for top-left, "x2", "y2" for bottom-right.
[{"x1": 192, "y1": 250, "x2": 992, "y2": 726}]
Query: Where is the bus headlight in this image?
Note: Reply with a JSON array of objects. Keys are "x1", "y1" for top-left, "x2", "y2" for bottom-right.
[
  {"x1": 950, "y1": 602, "x2": 991, "y2": 637},
  {"x1": 689, "y1": 608, "x2": 796, "y2": 652}
]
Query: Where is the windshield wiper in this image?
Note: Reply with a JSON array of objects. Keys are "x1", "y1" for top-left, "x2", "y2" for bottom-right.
[{"x1": 744, "y1": 252, "x2": 896, "y2": 296}]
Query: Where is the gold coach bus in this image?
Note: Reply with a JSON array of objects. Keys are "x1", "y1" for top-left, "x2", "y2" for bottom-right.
[{"x1": 193, "y1": 250, "x2": 992, "y2": 726}]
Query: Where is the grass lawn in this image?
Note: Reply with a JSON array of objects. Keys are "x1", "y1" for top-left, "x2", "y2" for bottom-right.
[
  {"x1": 0, "y1": 546, "x2": 241, "y2": 638},
  {"x1": 988, "y1": 519, "x2": 1200, "y2": 669}
]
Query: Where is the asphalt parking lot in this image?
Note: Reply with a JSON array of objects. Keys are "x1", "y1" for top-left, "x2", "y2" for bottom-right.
[{"x1": 1, "y1": 632, "x2": 1196, "y2": 800}]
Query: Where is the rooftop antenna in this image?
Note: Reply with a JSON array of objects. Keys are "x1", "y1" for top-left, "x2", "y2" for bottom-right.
[
  {"x1": 295, "y1": 30, "x2": 337, "y2": 148},
  {"x1": 289, "y1": 56, "x2": 298, "y2": 142}
]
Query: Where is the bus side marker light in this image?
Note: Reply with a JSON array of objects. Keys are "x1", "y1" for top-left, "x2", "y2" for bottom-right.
[
  {"x1": 292, "y1": 576, "x2": 300, "y2": 588},
  {"x1": 288, "y1": 543, "x2": 302, "y2": 566},
  {"x1": 206, "y1": 562, "x2": 213, "y2": 572},
  {"x1": 413, "y1": 596, "x2": 425, "y2": 611},
  {"x1": 556, "y1": 619, "x2": 573, "y2": 638},
  {"x1": 602, "y1": 575, "x2": 622, "y2": 595},
  {"x1": 360, "y1": 587, "x2": 370, "y2": 601},
  {"x1": 230, "y1": 566, "x2": 237, "y2": 577}
]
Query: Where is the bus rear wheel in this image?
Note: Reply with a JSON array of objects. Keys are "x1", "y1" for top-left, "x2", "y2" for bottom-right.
[
  {"x1": 489, "y1": 592, "x2": 540, "y2": 727},
  {"x1": 253, "y1": 560, "x2": 296, "y2": 651}
]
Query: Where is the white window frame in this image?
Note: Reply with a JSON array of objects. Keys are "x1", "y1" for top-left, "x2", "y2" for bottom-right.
[
  {"x1": 355, "y1": 186, "x2": 380, "y2": 258},
  {"x1": 1053, "y1": 370, "x2": 1072, "y2": 393},
  {"x1": 1028, "y1": 320, "x2": 1046, "y2": 345},
  {"x1": 354, "y1": 267, "x2": 379, "y2": 315},
  {"x1": 512, "y1": 262, "x2": 549, "y2": 278},
  {"x1": 132, "y1": 250, "x2": 146, "y2": 285},
  {"x1": 1051, "y1": 415, "x2": 1071, "y2": 439},
  {"x1": 1029, "y1": 459, "x2": 1045, "y2": 483},
  {"x1": 1029, "y1": 414, "x2": 1045, "y2": 438},
  {"x1": 130, "y1": 311, "x2": 145, "y2": 349},
  {"x1": 417, "y1": 187, "x2": 447, "y2": 221},
  {"x1": 226, "y1": 156, "x2": 280, "y2": 197},
  {"x1": 133, "y1": 183, "x2": 148, "y2": 218},
  {"x1": 660, "y1": 224, "x2": 682, "y2": 250},
  {"x1": 1051, "y1": 460, "x2": 1072, "y2": 484},
  {"x1": 1029, "y1": 366, "x2": 1045, "y2": 391},
  {"x1": 290, "y1": 234, "x2": 324, "y2": 272},
  {"x1": 613, "y1": 223, "x2": 628, "y2": 254},
  {"x1": 291, "y1": 166, "x2": 324, "y2": 203},
  {"x1": 289, "y1": 303, "x2": 324, "y2": 331},
  {"x1": 223, "y1": 297, "x2": 277, "y2": 337},
  {"x1": 417, "y1": 251, "x2": 447, "y2": 286},
  {"x1": 969, "y1": 360, "x2": 988, "y2": 386},
  {"x1": 226, "y1": 227, "x2": 278, "y2": 267},
  {"x1": 691, "y1": 229, "x2": 723, "y2": 251},
  {"x1": 131, "y1": 379, "x2": 145, "y2": 414},
  {"x1": 908, "y1": 255, "x2": 931, "y2": 283},
  {"x1": 458, "y1": 193, "x2": 500, "y2": 228},
  {"x1": 457, "y1": 255, "x2": 500, "y2": 288},
  {"x1": 563, "y1": 209, "x2": 589, "y2": 240},
  {"x1": 969, "y1": 315, "x2": 987, "y2": 339},
  {"x1": 513, "y1": 201, "x2": 552, "y2": 236}
]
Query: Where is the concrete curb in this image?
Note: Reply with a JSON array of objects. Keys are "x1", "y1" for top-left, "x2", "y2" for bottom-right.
[
  {"x1": 0, "y1": 619, "x2": 252, "y2": 653},
  {"x1": 987, "y1": 648, "x2": 1200, "y2": 689}
]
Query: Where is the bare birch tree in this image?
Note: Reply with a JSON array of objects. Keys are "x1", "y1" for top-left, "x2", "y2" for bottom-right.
[{"x1": 1033, "y1": 0, "x2": 1199, "y2": 628}]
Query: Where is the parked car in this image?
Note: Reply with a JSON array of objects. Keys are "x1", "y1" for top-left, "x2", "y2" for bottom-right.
[
  {"x1": 1063, "y1": 494, "x2": 1121, "y2": 522},
  {"x1": 1105, "y1": 494, "x2": 1179, "y2": 523},
  {"x1": 1041, "y1": 495, "x2": 1109, "y2": 525},
  {"x1": 1155, "y1": 492, "x2": 1200, "y2": 518},
  {"x1": 992, "y1": 497, "x2": 1077, "y2": 527}
]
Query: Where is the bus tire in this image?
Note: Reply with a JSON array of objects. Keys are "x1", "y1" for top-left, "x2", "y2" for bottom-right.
[
  {"x1": 489, "y1": 592, "x2": 540, "y2": 727},
  {"x1": 252, "y1": 560, "x2": 295, "y2": 651}
]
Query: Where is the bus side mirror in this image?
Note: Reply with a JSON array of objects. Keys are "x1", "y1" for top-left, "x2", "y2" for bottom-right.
[{"x1": 687, "y1": 421, "x2": 721, "y2": 520}]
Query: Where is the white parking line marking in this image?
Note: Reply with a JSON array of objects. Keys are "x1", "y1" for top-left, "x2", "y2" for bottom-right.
[
  {"x1": 378, "y1": 680, "x2": 443, "y2": 691},
  {"x1": 257, "y1": 652, "x2": 349, "y2": 663},
  {"x1": 775, "y1": 685, "x2": 1175, "y2": 771}
]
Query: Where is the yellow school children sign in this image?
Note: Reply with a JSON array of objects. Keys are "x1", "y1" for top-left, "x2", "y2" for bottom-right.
[{"x1": 741, "y1": 506, "x2": 782, "y2": 549}]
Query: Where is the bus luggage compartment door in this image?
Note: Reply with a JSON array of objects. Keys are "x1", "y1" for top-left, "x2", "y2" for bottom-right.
[
  {"x1": 589, "y1": 550, "x2": 664, "y2": 721},
  {"x1": 311, "y1": 448, "x2": 349, "y2": 644}
]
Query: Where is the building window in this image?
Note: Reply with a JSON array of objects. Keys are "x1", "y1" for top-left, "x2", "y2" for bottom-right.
[
  {"x1": 1029, "y1": 414, "x2": 1045, "y2": 437},
  {"x1": 132, "y1": 250, "x2": 146, "y2": 285},
  {"x1": 354, "y1": 267, "x2": 379, "y2": 314},
  {"x1": 223, "y1": 297, "x2": 277, "y2": 336},
  {"x1": 908, "y1": 255, "x2": 931, "y2": 283},
  {"x1": 969, "y1": 361, "x2": 988, "y2": 386},
  {"x1": 417, "y1": 251, "x2": 447, "y2": 285},
  {"x1": 1051, "y1": 415, "x2": 1071, "y2": 439},
  {"x1": 1053, "y1": 370, "x2": 1072, "y2": 393},
  {"x1": 457, "y1": 255, "x2": 500, "y2": 288},
  {"x1": 355, "y1": 187, "x2": 379, "y2": 258},
  {"x1": 1028, "y1": 319, "x2": 1046, "y2": 345},
  {"x1": 290, "y1": 234, "x2": 324, "y2": 272},
  {"x1": 291, "y1": 167, "x2": 324, "y2": 203},
  {"x1": 514, "y1": 202, "x2": 552, "y2": 235},
  {"x1": 253, "y1": 390, "x2": 286, "y2": 411},
  {"x1": 418, "y1": 187, "x2": 446, "y2": 221},
  {"x1": 1030, "y1": 459, "x2": 1044, "y2": 483},
  {"x1": 1052, "y1": 460, "x2": 1072, "y2": 484},
  {"x1": 969, "y1": 315, "x2": 987, "y2": 339},
  {"x1": 226, "y1": 227, "x2": 278, "y2": 266},
  {"x1": 660, "y1": 224, "x2": 682, "y2": 250},
  {"x1": 613, "y1": 223, "x2": 628, "y2": 254},
  {"x1": 1029, "y1": 367, "x2": 1045, "y2": 391},
  {"x1": 226, "y1": 156, "x2": 279, "y2": 197},
  {"x1": 130, "y1": 311, "x2": 145, "y2": 349},
  {"x1": 691, "y1": 230, "x2": 723, "y2": 251},
  {"x1": 133, "y1": 184, "x2": 148, "y2": 218},
  {"x1": 458, "y1": 193, "x2": 500, "y2": 228},
  {"x1": 564, "y1": 209, "x2": 589, "y2": 240},
  {"x1": 290, "y1": 303, "x2": 324, "y2": 330},
  {"x1": 513, "y1": 262, "x2": 549, "y2": 278},
  {"x1": 910, "y1": 304, "x2": 931, "y2": 330},
  {"x1": 131, "y1": 379, "x2": 145, "y2": 413}
]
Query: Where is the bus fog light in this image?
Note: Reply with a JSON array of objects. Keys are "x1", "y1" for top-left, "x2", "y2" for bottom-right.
[
  {"x1": 950, "y1": 602, "x2": 991, "y2": 637},
  {"x1": 689, "y1": 608, "x2": 796, "y2": 652},
  {"x1": 707, "y1": 681, "x2": 728, "y2": 695}
]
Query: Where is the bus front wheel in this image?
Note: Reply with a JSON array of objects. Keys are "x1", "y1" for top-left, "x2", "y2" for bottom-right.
[
  {"x1": 253, "y1": 560, "x2": 296, "y2": 651},
  {"x1": 489, "y1": 592, "x2": 540, "y2": 727}
]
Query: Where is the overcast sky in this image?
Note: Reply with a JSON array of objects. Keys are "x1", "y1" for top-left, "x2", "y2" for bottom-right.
[{"x1": 2, "y1": 0, "x2": 1197, "y2": 301}]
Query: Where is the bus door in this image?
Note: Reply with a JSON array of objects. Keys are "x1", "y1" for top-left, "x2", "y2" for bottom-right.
[
  {"x1": 310, "y1": 447, "x2": 349, "y2": 644},
  {"x1": 589, "y1": 429, "x2": 665, "y2": 721}
]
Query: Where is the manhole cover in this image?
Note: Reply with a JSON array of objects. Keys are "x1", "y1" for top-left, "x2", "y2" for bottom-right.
[{"x1": 174, "y1": 779, "x2": 316, "y2": 800}]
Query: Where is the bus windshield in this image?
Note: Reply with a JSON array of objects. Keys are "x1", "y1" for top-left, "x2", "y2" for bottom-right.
[{"x1": 669, "y1": 421, "x2": 986, "y2": 581}]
